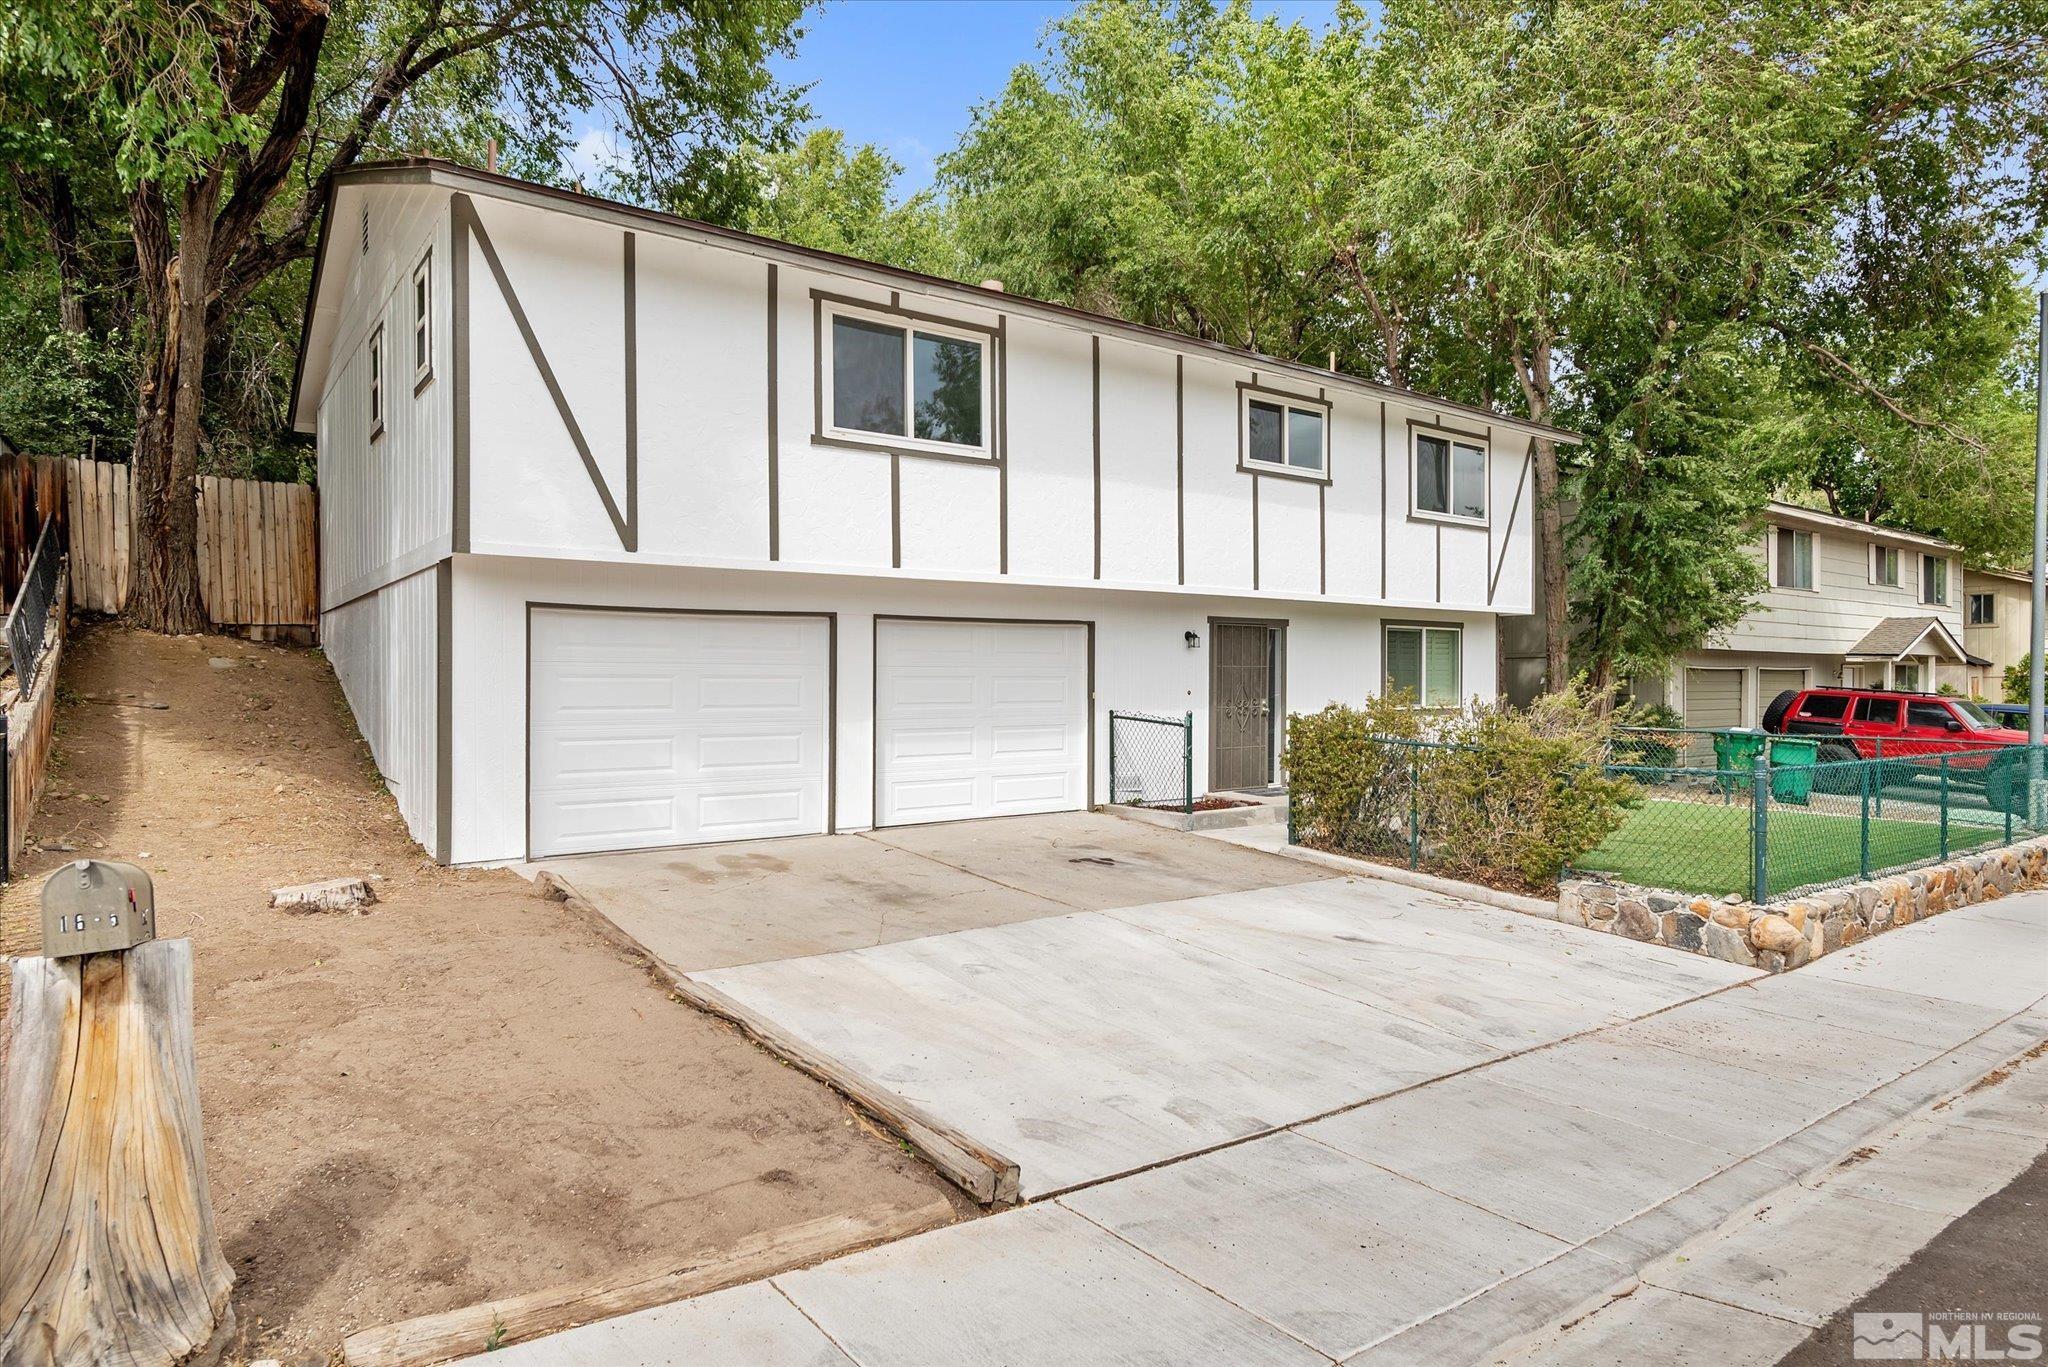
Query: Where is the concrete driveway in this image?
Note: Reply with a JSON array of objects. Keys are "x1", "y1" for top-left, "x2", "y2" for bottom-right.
[{"x1": 533, "y1": 810, "x2": 1330, "y2": 973}]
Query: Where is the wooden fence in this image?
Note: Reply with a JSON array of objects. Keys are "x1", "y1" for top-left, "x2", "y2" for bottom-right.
[{"x1": 27, "y1": 457, "x2": 317, "y2": 630}]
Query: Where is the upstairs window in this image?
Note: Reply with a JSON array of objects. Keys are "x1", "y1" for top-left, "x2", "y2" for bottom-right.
[
  {"x1": 1968, "y1": 592, "x2": 1995, "y2": 625},
  {"x1": 1773, "y1": 528, "x2": 1813, "y2": 589},
  {"x1": 1920, "y1": 554, "x2": 1949, "y2": 606},
  {"x1": 368, "y1": 323, "x2": 385, "y2": 440},
  {"x1": 822, "y1": 302, "x2": 990, "y2": 458},
  {"x1": 1870, "y1": 544, "x2": 1900, "y2": 587},
  {"x1": 1412, "y1": 430, "x2": 1486, "y2": 522},
  {"x1": 1242, "y1": 389, "x2": 1327, "y2": 477},
  {"x1": 411, "y1": 251, "x2": 433, "y2": 384},
  {"x1": 1385, "y1": 624, "x2": 1462, "y2": 707}
]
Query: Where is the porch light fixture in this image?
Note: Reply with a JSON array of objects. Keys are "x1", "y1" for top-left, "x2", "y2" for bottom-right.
[{"x1": 1185, "y1": 631, "x2": 1201, "y2": 649}]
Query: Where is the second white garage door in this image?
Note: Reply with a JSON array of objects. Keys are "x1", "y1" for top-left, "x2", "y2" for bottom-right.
[
  {"x1": 875, "y1": 619, "x2": 1089, "y2": 827},
  {"x1": 529, "y1": 609, "x2": 830, "y2": 857}
]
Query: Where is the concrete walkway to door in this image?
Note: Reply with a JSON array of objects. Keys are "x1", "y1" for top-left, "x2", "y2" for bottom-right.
[{"x1": 530, "y1": 810, "x2": 1332, "y2": 973}]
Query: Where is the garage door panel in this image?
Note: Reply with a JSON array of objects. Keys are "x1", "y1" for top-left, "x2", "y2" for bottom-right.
[
  {"x1": 876, "y1": 619, "x2": 1088, "y2": 828},
  {"x1": 1684, "y1": 668, "x2": 1743, "y2": 731},
  {"x1": 530, "y1": 610, "x2": 829, "y2": 857}
]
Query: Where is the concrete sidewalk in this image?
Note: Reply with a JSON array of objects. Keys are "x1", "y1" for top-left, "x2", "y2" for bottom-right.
[{"x1": 469, "y1": 897, "x2": 2047, "y2": 1367}]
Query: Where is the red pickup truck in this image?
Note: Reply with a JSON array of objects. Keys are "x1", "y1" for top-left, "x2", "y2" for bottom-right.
[{"x1": 1761, "y1": 686, "x2": 2027, "y2": 764}]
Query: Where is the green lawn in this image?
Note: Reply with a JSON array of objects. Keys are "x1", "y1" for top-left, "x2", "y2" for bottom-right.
[{"x1": 1573, "y1": 797, "x2": 2006, "y2": 899}]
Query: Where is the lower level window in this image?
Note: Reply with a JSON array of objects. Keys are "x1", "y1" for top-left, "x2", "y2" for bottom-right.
[{"x1": 1386, "y1": 625, "x2": 1461, "y2": 707}]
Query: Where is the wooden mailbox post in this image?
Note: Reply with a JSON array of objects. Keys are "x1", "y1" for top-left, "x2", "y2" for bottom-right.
[{"x1": 0, "y1": 907, "x2": 233, "y2": 1363}]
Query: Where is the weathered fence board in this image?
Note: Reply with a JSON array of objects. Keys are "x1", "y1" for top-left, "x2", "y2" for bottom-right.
[
  {"x1": 19, "y1": 459, "x2": 316, "y2": 628},
  {"x1": 4, "y1": 566, "x2": 67, "y2": 873}
]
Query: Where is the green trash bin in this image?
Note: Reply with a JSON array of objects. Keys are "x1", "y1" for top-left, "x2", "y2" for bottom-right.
[
  {"x1": 1767, "y1": 735, "x2": 1817, "y2": 805},
  {"x1": 1710, "y1": 729, "x2": 1767, "y2": 800}
]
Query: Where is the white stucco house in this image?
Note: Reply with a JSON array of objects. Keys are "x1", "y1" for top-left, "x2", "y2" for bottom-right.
[{"x1": 289, "y1": 158, "x2": 1573, "y2": 864}]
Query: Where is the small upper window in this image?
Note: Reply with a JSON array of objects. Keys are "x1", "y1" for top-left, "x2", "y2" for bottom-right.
[
  {"x1": 368, "y1": 323, "x2": 385, "y2": 439},
  {"x1": 1871, "y1": 544, "x2": 1900, "y2": 587},
  {"x1": 411, "y1": 252, "x2": 432, "y2": 382},
  {"x1": 1774, "y1": 528, "x2": 1813, "y2": 590},
  {"x1": 1243, "y1": 392, "x2": 1326, "y2": 476},
  {"x1": 1968, "y1": 592, "x2": 1995, "y2": 626},
  {"x1": 823, "y1": 305, "x2": 989, "y2": 456},
  {"x1": 1920, "y1": 554, "x2": 1949, "y2": 606},
  {"x1": 1413, "y1": 431, "x2": 1485, "y2": 522}
]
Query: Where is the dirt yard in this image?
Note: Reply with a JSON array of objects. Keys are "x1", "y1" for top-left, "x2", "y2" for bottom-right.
[{"x1": 0, "y1": 621, "x2": 966, "y2": 1365}]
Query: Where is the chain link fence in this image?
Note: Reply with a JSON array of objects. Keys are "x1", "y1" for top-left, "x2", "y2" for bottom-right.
[
  {"x1": 1289, "y1": 725, "x2": 2048, "y2": 903},
  {"x1": 1108, "y1": 710, "x2": 1194, "y2": 814}
]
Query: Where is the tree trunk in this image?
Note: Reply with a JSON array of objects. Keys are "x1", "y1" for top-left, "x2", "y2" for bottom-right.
[{"x1": 126, "y1": 179, "x2": 214, "y2": 635}]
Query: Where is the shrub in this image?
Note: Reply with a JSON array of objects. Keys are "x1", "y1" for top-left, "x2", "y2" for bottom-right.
[
  {"x1": 1288, "y1": 687, "x2": 1639, "y2": 890},
  {"x1": 1285, "y1": 691, "x2": 1421, "y2": 857},
  {"x1": 1418, "y1": 692, "x2": 1640, "y2": 888}
]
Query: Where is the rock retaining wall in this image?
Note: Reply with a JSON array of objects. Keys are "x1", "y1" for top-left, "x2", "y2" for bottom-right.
[{"x1": 1557, "y1": 839, "x2": 2048, "y2": 972}]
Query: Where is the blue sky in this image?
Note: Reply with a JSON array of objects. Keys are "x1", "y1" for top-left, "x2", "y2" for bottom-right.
[{"x1": 772, "y1": 0, "x2": 1344, "y2": 197}]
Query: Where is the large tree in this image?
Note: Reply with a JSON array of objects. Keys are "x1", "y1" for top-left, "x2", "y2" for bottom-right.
[
  {"x1": 0, "y1": 0, "x2": 806, "y2": 631},
  {"x1": 940, "y1": 0, "x2": 2048, "y2": 695}
]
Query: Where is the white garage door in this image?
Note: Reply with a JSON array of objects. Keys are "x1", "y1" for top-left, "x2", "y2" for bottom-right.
[
  {"x1": 875, "y1": 619, "x2": 1089, "y2": 827},
  {"x1": 1684, "y1": 667, "x2": 1743, "y2": 731},
  {"x1": 529, "y1": 609, "x2": 829, "y2": 857}
]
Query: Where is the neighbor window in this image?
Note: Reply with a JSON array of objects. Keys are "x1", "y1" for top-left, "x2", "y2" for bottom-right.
[
  {"x1": 1894, "y1": 663, "x2": 1924, "y2": 692},
  {"x1": 1243, "y1": 392, "x2": 1327, "y2": 475},
  {"x1": 1968, "y1": 591, "x2": 1994, "y2": 626},
  {"x1": 1413, "y1": 431, "x2": 1486, "y2": 521},
  {"x1": 1920, "y1": 555, "x2": 1949, "y2": 606},
  {"x1": 1871, "y1": 544, "x2": 1900, "y2": 587},
  {"x1": 823, "y1": 304, "x2": 989, "y2": 456},
  {"x1": 368, "y1": 323, "x2": 385, "y2": 439},
  {"x1": 1774, "y1": 528, "x2": 1813, "y2": 590},
  {"x1": 1385, "y1": 625, "x2": 1462, "y2": 707},
  {"x1": 411, "y1": 251, "x2": 432, "y2": 382}
]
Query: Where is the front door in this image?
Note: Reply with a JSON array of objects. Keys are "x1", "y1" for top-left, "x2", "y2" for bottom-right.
[{"x1": 1211, "y1": 622, "x2": 1277, "y2": 791}]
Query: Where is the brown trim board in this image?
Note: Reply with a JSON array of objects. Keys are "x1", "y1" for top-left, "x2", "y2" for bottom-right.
[{"x1": 1488, "y1": 439, "x2": 1536, "y2": 605}]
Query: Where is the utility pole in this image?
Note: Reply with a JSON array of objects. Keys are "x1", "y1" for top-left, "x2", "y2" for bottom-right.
[{"x1": 2030, "y1": 291, "x2": 2047, "y2": 823}]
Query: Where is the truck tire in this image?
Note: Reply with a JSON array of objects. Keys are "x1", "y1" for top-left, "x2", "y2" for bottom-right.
[{"x1": 1760, "y1": 689, "x2": 1798, "y2": 734}]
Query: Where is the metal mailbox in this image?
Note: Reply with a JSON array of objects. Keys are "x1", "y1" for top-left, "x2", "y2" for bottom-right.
[{"x1": 41, "y1": 859, "x2": 156, "y2": 958}]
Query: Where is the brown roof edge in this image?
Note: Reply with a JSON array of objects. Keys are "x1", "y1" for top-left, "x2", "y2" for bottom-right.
[{"x1": 291, "y1": 157, "x2": 1585, "y2": 445}]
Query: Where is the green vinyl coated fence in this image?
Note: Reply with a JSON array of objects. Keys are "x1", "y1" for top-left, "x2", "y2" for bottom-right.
[
  {"x1": 1291, "y1": 728, "x2": 2048, "y2": 902},
  {"x1": 1108, "y1": 710, "x2": 1194, "y2": 814}
]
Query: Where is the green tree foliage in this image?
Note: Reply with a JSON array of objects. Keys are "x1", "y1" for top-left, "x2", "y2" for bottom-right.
[
  {"x1": 743, "y1": 129, "x2": 958, "y2": 275},
  {"x1": 0, "y1": 0, "x2": 808, "y2": 629},
  {"x1": 940, "y1": 0, "x2": 2048, "y2": 694}
]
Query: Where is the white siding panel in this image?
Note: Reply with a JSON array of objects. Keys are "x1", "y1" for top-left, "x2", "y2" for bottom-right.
[
  {"x1": 637, "y1": 232, "x2": 770, "y2": 562},
  {"x1": 1380, "y1": 411, "x2": 1436, "y2": 605},
  {"x1": 316, "y1": 190, "x2": 452, "y2": 608},
  {"x1": 1003, "y1": 318, "x2": 1096, "y2": 581},
  {"x1": 1440, "y1": 523, "x2": 1490, "y2": 606},
  {"x1": 1180, "y1": 357, "x2": 1254, "y2": 593},
  {"x1": 323, "y1": 567, "x2": 438, "y2": 851},
  {"x1": 899, "y1": 456, "x2": 1001, "y2": 575},
  {"x1": 1257, "y1": 475, "x2": 1321, "y2": 597},
  {"x1": 1321, "y1": 395, "x2": 1384, "y2": 601},
  {"x1": 1096, "y1": 340, "x2": 1179, "y2": 585}
]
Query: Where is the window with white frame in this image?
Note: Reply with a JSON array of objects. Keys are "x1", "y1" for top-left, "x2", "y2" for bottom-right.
[
  {"x1": 1870, "y1": 544, "x2": 1900, "y2": 587},
  {"x1": 822, "y1": 302, "x2": 990, "y2": 456},
  {"x1": 1773, "y1": 527, "x2": 1813, "y2": 589},
  {"x1": 1968, "y1": 592, "x2": 1995, "y2": 626},
  {"x1": 1412, "y1": 430, "x2": 1486, "y2": 522},
  {"x1": 1385, "y1": 624, "x2": 1462, "y2": 707},
  {"x1": 368, "y1": 323, "x2": 385, "y2": 439},
  {"x1": 411, "y1": 251, "x2": 432, "y2": 383},
  {"x1": 1242, "y1": 390, "x2": 1326, "y2": 476},
  {"x1": 1920, "y1": 554, "x2": 1949, "y2": 606}
]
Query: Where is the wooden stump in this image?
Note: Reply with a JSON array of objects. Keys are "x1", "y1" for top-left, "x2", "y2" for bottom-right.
[{"x1": 0, "y1": 940, "x2": 233, "y2": 1365}]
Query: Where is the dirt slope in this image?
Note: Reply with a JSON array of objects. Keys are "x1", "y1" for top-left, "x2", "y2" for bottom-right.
[{"x1": 0, "y1": 622, "x2": 963, "y2": 1365}]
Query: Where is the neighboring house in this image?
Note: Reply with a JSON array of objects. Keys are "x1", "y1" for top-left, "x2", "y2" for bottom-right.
[
  {"x1": 289, "y1": 159, "x2": 1569, "y2": 864},
  {"x1": 1631, "y1": 502, "x2": 1981, "y2": 729},
  {"x1": 1963, "y1": 566, "x2": 2032, "y2": 699}
]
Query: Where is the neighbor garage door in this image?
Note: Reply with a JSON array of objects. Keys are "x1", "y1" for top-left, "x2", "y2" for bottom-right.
[
  {"x1": 1683, "y1": 667, "x2": 1743, "y2": 731},
  {"x1": 874, "y1": 619, "x2": 1089, "y2": 827},
  {"x1": 1757, "y1": 668, "x2": 1807, "y2": 720},
  {"x1": 529, "y1": 609, "x2": 830, "y2": 857}
]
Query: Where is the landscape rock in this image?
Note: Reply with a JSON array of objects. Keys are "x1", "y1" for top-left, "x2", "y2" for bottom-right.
[
  {"x1": 1612, "y1": 899, "x2": 1657, "y2": 942},
  {"x1": 270, "y1": 876, "x2": 377, "y2": 915},
  {"x1": 1701, "y1": 919, "x2": 1757, "y2": 967},
  {"x1": 1749, "y1": 913, "x2": 1804, "y2": 956}
]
